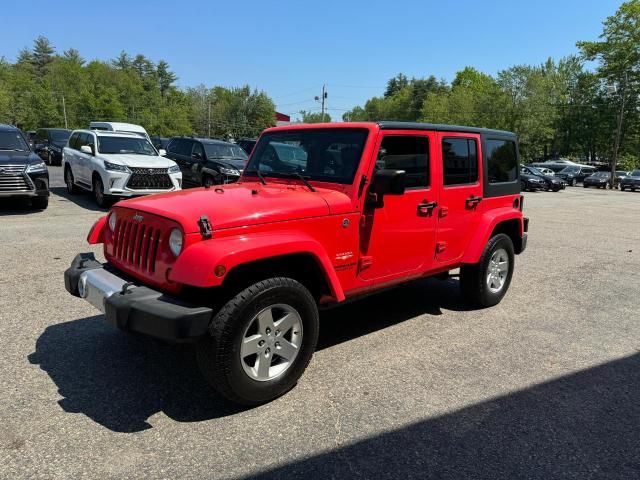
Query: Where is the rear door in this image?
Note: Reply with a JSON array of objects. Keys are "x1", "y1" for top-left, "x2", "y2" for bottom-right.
[
  {"x1": 435, "y1": 132, "x2": 483, "y2": 265},
  {"x1": 167, "y1": 139, "x2": 195, "y2": 186}
]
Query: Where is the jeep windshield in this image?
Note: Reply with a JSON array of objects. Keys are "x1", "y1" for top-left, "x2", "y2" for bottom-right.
[
  {"x1": 0, "y1": 131, "x2": 29, "y2": 151},
  {"x1": 244, "y1": 128, "x2": 368, "y2": 185},
  {"x1": 97, "y1": 136, "x2": 157, "y2": 156}
]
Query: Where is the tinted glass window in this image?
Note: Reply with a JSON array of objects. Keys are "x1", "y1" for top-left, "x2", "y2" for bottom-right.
[
  {"x1": 49, "y1": 130, "x2": 71, "y2": 142},
  {"x1": 204, "y1": 143, "x2": 247, "y2": 159},
  {"x1": 0, "y1": 130, "x2": 29, "y2": 151},
  {"x1": 168, "y1": 139, "x2": 192, "y2": 156},
  {"x1": 97, "y1": 136, "x2": 156, "y2": 155},
  {"x1": 442, "y1": 137, "x2": 478, "y2": 186},
  {"x1": 68, "y1": 132, "x2": 79, "y2": 149},
  {"x1": 486, "y1": 139, "x2": 518, "y2": 184},
  {"x1": 376, "y1": 135, "x2": 429, "y2": 188},
  {"x1": 76, "y1": 133, "x2": 88, "y2": 149},
  {"x1": 192, "y1": 142, "x2": 205, "y2": 158},
  {"x1": 246, "y1": 128, "x2": 368, "y2": 184}
]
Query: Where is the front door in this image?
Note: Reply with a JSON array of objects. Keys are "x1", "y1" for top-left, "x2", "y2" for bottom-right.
[
  {"x1": 358, "y1": 131, "x2": 438, "y2": 282},
  {"x1": 436, "y1": 132, "x2": 483, "y2": 265}
]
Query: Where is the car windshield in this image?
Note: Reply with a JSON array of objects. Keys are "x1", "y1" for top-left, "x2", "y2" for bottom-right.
[
  {"x1": 245, "y1": 128, "x2": 369, "y2": 184},
  {"x1": 97, "y1": 136, "x2": 157, "y2": 155},
  {"x1": 204, "y1": 143, "x2": 247, "y2": 160},
  {"x1": 631, "y1": 170, "x2": 640, "y2": 177},
  {"x1": 592, "y1": 171, "x2": 609, "y2": 177},
  {"x1": 0, "y1": 131, "x2": 29, "y2": 151},
  {"x1": 50, "y1": 130, "x2": 71, "y2": 142},
  {"x1": 615, "y1": 171, "x2": 628, "y2": 176},
  {"x1": 559, "y1": 166, "x2": 579, "y2": 174},
  {"x1": 527, "y1": 167, "x2": 543, "y2": 175}
]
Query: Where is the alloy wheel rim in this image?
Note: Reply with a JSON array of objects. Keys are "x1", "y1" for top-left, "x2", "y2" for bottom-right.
[
  {"x1": 487, "y1": 248, "x2": 509, "y2": 294},
  {"x1": 95, "y1": 181, "x2": 103, "y2": 203},
  {"x1": 66, "y1": 170, "x2": 73, "y2": 190},
  {"x1": 240, "y1": 304, "x2": 303, "y2": 382}
]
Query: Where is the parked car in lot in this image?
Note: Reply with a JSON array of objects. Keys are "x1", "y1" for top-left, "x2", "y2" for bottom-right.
[
  {"x1": 614, "y1": 170, "x2": 631, "y2": 188},
  {"x1": 24, "y1": 130, "x2": 36, "y2": 148},
  {"x1": 555, "y1": 165, "x2": 596, "y2": 186},
  {"x1": 0, "y1": 124, "x2": 49, "y2": 209},
  {"x1": 236, "y1": 138, "x2": 257, "y2": 155},
  {"x1": 165, "y1": 137, "x2": 248, "y2": 187},
  {"x1": 62, "y1": 129, "x2": 182, "y2": 207},
  {"x1": 89, "y1": 121, "x2": 151, "y2": 142},
  {"x1": 521, "y1": 165, "x2": 564, "y2": 191},
  {"x1": 620, "y1": 170, "x2": 640, "y2": 191},
  {"x1": 536, "y1": 166, "x2": 555, "y2": 176},
  {"x1": 520, "y1": 171, "x2": 546, "y2": 191},
  {"x1": 33, "y1": 128, "x2": 71, "y2": 165},
  {"x1": 65, "y1": 121, "x2": 528, "y2": 405},
  {"x1": 150, "y1": 136, "x2": 170, "y2": 151},
  {"x1": 583, "y1": 171, "x2": 612, "y2": 188}
]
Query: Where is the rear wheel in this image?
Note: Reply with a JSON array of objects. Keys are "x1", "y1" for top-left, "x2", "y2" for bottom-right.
[
  {"x1": 460, "y1": 233, "x2": 515, "y2": 308},
  {"x1": 64, "y1": 166, "x2": 78, "y2": 194},
  {"x1": 197, "y1": 277, "x2": 319, "y2": 405}
]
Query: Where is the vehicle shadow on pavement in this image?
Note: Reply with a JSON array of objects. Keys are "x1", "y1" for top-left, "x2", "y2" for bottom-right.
[
  {"x1": 0, "y1": 198, "x2": 46, "y2": 215},
  {"x1": 28, "y1": 277, "x2": 470, "y2": 433},
  {"x1": 251, "y1": 353, "x2": 640, "y2": 480},
  {"x1": 50, "y1": 186, "x2": 108, "y2": 212}
]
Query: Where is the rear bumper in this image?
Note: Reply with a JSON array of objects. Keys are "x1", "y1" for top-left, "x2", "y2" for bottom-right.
[{"x1": 64, "y1": 253, "x2": 212, "y2": 342}]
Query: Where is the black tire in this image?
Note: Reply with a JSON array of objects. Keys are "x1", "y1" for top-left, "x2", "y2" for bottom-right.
[
  {"x1": 196, "y1": 277, "x2": 319, "y2": 406},
  {"x1": 583, "y1": 184, "x2": 588, "y2": 188},
  {"x1": 202, "y1": 174, "x2": 217, "y2": 188},
  {"x1": 93, "y1": 175, "x2": 111, "y2": 208},
  {"x1": 460, "y1": 233, "x2": 515, "y2": 308},
  {"x1": 64, "y1": 166, "x2": 78, "y2": 194},
  {"x1": 31, "y1": 195, "x2": 48, "y2": 210},
  {"x1": 571, "y1": 178, "x2": 577, "y2": 187},
  {"x1": 46, "y1": 151, "x2": 52, "y2": 166}
]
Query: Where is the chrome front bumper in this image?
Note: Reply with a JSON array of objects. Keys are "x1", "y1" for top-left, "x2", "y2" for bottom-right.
[{"x1": 77, "y1": 267, "x2": 132, "y2": 313}]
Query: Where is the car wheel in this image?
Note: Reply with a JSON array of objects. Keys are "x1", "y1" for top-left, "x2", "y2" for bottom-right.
[
  {"x1": 620, "y1": 186, "x2": 625, "y2": 191},
  {"x1": 571, "y1": 178, "x2": 577, "y2": 187},
  {"x1": 583, "y1": 184, "x2": 588, "y2": 188},
  {"x1": 460, "y1": 233, "x2": 515, "y2": 308},
  {"x1": 46, "y1": 151, "x2": 53, "y2": 166},
  {"x1": 93, "y1": 175, "x2": 110, "y2": 208},
  {"x1": 202, "y1": 174, "x2": 218, "y2": 188},
  {"x1": 65, "y1": 166, "x2": 78, "y2": 194},
  {"x1": 31, "y1": 195, "x2": 48, "y2": 210},
  {"x1": 196, "y1": 277, "x2": 319, "y2": 406}
]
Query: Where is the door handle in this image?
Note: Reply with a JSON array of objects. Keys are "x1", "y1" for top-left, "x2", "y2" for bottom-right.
[
  {"x1": 465, "y1": 195, "x2": 482, "y2": 208},
  {"x1": 417, "y1": 201, "x2": 438, "y2": 216}
]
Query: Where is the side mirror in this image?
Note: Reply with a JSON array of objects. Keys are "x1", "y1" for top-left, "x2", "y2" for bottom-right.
[
  {"x1": 80, "y1": 145, "x2": 93, "y2": 155},
  {"x1": 372, "y1": 169, "x2": 406, "y2": 195},
  {"x1": 367, "y1": 169, "x2": 406, "y2": 208},
  {"x1": 192, "y1": 152, "x2": 203, "y2": 160},
  {"x1": 158, "y1": 149, "x2": 167, "y2": 156}
]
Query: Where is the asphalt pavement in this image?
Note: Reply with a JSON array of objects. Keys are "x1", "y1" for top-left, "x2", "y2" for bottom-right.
[{"x1": 1, "y1": 167, "x2": 639, "y2": 479}]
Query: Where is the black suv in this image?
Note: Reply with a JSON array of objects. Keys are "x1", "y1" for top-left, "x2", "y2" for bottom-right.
[
  {"x1": 0, "y1": 124, "x2": 49, "y2": 209},
  {"x1": 236, "y1": 138, "x2": 257, "y2": 155},
  {"x1": 555, "y1": 165, "x2": 596, "y2": 186},
  {"x1": 33, "y1": 128, "x2": 72, "y2": 165},
  {"x1": 165, "y1": 137, "x2": 248, "y2": 187}
]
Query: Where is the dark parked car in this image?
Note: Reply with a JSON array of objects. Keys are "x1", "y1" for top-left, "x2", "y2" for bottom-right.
[
  {"x1": 555, "y1": 165, "x2": 596, "y2": 186},
  {"x1": 620, "y1": 170, "x2": 640, "y2": 191},
  {"x1": 24, "y1": 130, "x2": 36, "y2": 148},
  {"x1": 520, "y1": 172, "x2": 546, "y2": 191},
  {"x1": 583, "y1": 171, "x2": 612, "y2": 189},
  {"x1": 236, "y1": 138, "x2": 257, "y2": 155},
  {"x1": 521, "y1": 165, "x2": 565, "y2": 191},
  {"x1": 0, "y1": 124, "x2": 49, "y2": 209},
  {"x1": 165, "y1": 137, "x2": 248, "y2": 187},
  {"x1": 150, "y1": 136, "x2": 170, "y2": 151},
  {"x1": 33, "y1": 128, "x2": 72, "y2": 165}
]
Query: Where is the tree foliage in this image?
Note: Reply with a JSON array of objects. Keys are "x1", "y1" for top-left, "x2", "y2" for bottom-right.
[
  {"x1": 299, "y1": 110, "x2": 332, "y2": 123},
  {"x1": 0, "y1": 37, "x2": 276, "y2": 138}
]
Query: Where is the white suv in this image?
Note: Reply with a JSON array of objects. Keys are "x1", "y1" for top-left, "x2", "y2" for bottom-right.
[{"x1": 62, "y1": 129, "x2": 182, "y2": 207}]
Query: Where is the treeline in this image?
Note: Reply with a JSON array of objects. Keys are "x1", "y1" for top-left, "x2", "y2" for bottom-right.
[
  {"x1": 344, "y1": 1, "x2": 640, "y2": 167},
  {"x1": 0, "y1": 37, "x2": 276, "y2": 139}
]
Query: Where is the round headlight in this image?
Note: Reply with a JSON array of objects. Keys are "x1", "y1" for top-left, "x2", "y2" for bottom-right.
[
  {"x1": 108, "y1": 211, "x2": 117, "y2": 231},
  {"x1": 169, "y1": 228, "x2": 183, "y2": 257}
]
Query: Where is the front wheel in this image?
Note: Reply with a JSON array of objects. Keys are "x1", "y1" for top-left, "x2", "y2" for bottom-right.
[
  {"x1": 93, "y1": 175, "x2": 111, "y2": 208},
  {"x1": 65, "y1": 166, "x2": 78, "y2": 194},
  {"x1": 197, "y1": 277, "x2": 319, "y2": 406},
  {"x1": 460, "y1": 233, "x2": 515, "y2": 308}
]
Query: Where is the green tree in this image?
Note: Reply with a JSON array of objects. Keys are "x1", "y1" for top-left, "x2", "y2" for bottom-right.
[
  {"x1": 299, "y1": 110, "x2": 332, "y2": 123},
  {"x1": 32, "y1": 36, "x2": 55, "y2": 74}
]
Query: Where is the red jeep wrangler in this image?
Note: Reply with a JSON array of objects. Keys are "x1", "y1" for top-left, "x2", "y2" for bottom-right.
[{"x1": 65, "y1": 122, "x2": 528, "y2": 405}]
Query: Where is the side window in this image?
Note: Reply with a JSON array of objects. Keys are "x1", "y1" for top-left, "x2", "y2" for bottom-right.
[
  {"x1": 376, "y1": 135, "x2": 429, "y2": 189},
  {"x1": 75, "y1": 133, "x2": 87, "y2": 150},
  {"x1": 172, "y1": 139, "x2": 192, "y2": 156},
  {"x1": 442, "y1": 137, "x2": 478, "y2": 186},
  {"x1": 192, "y1": 142, "x2": 205, "y2": 159},
  {"x1": 486, "y1": 139, "x2": 518, "y2": 184},
  {"x1": 85, "y1": 133, "x2": 95, "y2": 147},
  {"x1": 68, "y1": 133, "x2": 79, "y2": 149}
]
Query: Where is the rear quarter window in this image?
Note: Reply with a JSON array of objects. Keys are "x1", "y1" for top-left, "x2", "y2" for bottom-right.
[{"x1": 486, "y1": 139, "x2": 518, "y2": 183}]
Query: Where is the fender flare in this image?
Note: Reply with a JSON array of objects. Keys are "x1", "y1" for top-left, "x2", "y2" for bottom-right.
[
  {"x1": 87, "y1": 215, "x2": 107, "y2": 244},
  {"x1": 169, "y1": 232, "x2": 345, "y2": 301},
  {"x1": 461, "y1": 209, "x2": 524, "y2": 264}
]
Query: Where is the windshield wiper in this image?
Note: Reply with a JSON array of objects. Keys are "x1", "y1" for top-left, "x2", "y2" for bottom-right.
[
  {"x1": 277, "y1": 172, "x2": 316, "y2": 192},
  {"x1": 245, "y1": 169, "x2": 267, "y2": 185}
]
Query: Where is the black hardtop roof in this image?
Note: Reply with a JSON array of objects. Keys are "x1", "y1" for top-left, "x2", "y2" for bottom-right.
[{"x1": 377, "y1": 121, "x2": 516, "y2": 137}]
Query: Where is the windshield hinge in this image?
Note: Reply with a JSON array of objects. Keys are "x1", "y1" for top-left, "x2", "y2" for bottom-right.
[{"x1": 198, "y1": 215, "x2": 213, "y2": 239}]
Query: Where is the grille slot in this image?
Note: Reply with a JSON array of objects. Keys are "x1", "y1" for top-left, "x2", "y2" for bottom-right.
[
  {"x1": 0, "y1": 165, "x2": 34, "y2": 193},
  {"x1": 126, "y1": 167, "x2": 172, "y2": 190},
  {"x1": 112, "y1": 218, "x2": 163, "y2": 272}
]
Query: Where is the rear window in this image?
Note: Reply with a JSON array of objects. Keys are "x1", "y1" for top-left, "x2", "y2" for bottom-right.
[{"x1": 486, "y1": 139, "x2": 518, "y2": 183}]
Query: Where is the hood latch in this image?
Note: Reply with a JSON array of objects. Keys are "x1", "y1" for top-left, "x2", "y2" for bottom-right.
[{"x1": 198, "y1": 215, "x2": 213, "y2": 239}]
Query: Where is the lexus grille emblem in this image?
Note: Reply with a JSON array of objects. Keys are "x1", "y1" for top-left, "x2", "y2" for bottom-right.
[
  {"x1": 147, "y1": 169, "x2": 154, "y2": 175},
  {"x1": 133, "y1": 214, "x2": 144, "y2": 222}
]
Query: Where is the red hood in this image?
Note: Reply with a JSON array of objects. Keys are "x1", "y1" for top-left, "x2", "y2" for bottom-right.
[{"x1": 115, "y1": 182, "x2": 353, "y2": 233}]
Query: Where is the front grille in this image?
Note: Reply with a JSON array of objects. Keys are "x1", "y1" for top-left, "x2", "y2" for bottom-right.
[
  {"x1": 112, "y1": 218, "x2": 163, "y2": 273},
  {"x1": 0, "y1": 165, "x2": 34, "y2": 192},
  {"x1": 126, "y1": 167, "x2": 172, "y2": 190}
]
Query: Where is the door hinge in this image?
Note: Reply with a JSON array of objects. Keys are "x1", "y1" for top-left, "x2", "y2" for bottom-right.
[
  {"x1": 359, "y1": 256, "x2": 373, "y2": 270},
  {"x1": 436, "y1": 241, "x2": 447, "y2": 253}
]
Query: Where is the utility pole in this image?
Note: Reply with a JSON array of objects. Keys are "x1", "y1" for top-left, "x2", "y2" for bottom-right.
[
  {"x1": 61, "y1": 94, "x2": 68, "y2": 129},
  {"x1": 315, "y1": 85, "x2": 328, "y2": 122},
  {"x1": 207, "y1": 101, "x2": 211, "y2": 138},
  {"x1": 610, "y1": 71, "x2": 628, "y2": 188}
]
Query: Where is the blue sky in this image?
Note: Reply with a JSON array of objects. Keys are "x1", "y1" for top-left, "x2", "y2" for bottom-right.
[{"x1": 1, "y1": 0, "x2": 621, "y2": 120}]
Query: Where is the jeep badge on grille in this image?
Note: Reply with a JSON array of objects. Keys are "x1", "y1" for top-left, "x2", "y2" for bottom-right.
[{"x1": 133, "y1": 213, "x2": 144, "y2": 222}]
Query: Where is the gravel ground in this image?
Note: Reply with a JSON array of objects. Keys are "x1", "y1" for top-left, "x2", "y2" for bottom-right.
[{"x1": 1, "y1": 167, "x2": 639, "y2": 479}]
